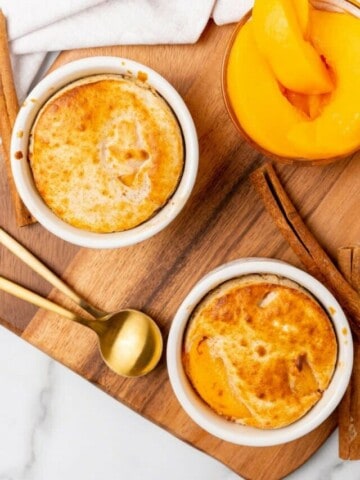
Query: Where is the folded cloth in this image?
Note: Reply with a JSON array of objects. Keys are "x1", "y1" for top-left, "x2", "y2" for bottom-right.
[
  {"x1": 11, "y1": 52, "x2": 48, "y2": 101},
  {"x1": 3, "y1": 0, "x2": 253, "y2": 100},
  {"x1": 212, "y1": 0, "x2": 253, "y2": 24},
  {"x1": 11, "y1": 0, "x2": 217, "y2": 54},
  {"x1": 2, "y1": 0, "x2": 106, "y2": 39}
]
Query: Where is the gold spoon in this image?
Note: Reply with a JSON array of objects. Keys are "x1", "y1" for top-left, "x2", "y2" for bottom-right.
[{"x1": 0, "y1": 228, "x2": 163, "y2": 377}]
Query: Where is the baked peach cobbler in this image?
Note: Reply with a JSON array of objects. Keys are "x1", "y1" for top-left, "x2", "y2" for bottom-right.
[
  {"x1": 29, "y1": 75, "x2": 184, "y2": 233},
  {"x1": 183, "y1": 275, "x2": 337, "y2": 429},
  {"x1": 226, "y1": 0, "x2": 360, "y2": 160}
]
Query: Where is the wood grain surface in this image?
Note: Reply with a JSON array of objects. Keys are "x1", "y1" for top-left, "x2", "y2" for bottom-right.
[{"x1": 1, "y1": 21, "x2": 360, "y2": 480}]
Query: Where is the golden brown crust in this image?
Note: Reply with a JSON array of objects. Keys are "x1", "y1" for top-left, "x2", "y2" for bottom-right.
[
  {"x1": 29, "y1": 75, "x2": 184, "y2": 233},
  {"x1": 183, "y1": 274, "x2": 338, "y2": 429}
]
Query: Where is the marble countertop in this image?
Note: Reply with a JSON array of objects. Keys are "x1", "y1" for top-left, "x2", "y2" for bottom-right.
[{"x1": 1, "y1": 327, "x2": 360, "y2": 480}]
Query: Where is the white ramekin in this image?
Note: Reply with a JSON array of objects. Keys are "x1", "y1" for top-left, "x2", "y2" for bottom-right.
[
  {"x1": 167, "y1": 258, "x2": 353, "y2": 447},
  {"x1": 10, "y1": 57, "x2": 198, "y2": 249}
]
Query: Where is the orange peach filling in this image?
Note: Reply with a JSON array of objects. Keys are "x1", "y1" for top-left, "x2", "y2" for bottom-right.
[{"x1": 226, "y1": 0, "x2": 360, "y2": 159}]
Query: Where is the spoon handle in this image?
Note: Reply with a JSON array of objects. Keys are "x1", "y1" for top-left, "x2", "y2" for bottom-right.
[
  {"x1": 0, "y1": 228, "x2": 103, "y2": 318},
  {"x1": 0, "y1": 275, "x2": 81, "y2": 321}
]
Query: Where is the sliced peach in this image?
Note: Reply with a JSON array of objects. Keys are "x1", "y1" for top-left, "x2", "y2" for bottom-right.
[
  {"x1": 294, "y1": 0, "x2": 309, "y2": 35},
  {"x1": 185, "y1": 339, "x2": 251, "y2": 419},
  {"x1": 252, "y1": 0, "x2": 333, "y2": 94},
  {"x1": 283, "y1": 90, "x2": 330, "y2": 119},
  {"x1": 226, "y1": 11, "x2": 360, "y2": 160},
  {"x1": 288, "y1": 11, "x2": 360, "y2": 158},
  {"x1": 226, "y1": 21, "x2": 305, "y2": 158},
  {"x1": 307, "y1": 94, "x2": 324, "y2": 119}
]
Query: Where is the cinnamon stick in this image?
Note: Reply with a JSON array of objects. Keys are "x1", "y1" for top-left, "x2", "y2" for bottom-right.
[
  {"x1": 0, "y1": 78, "x2": 33, "y2": 226},
  {"x1": 338, "y1": 246, "x2": 360, "y2": 459},
  {"x1": 0, "y1": 12, "x2": 34, "y2": 226},
  {"x1": 352, "y1": 247, "x2": 360, "y2": 291},
  {"x1": 0, "y1": 10, "x2": 19, "y2": 127},
  {"x1": 250, "y1": 163, "x2": 360, "y2": 339}
]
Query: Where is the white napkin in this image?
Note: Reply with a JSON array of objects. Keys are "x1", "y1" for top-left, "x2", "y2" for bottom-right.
[
  {"x1": 11, "y1": 52, "x2": 48, "y2": 101},
  {"x1": 213, "y1": 0, "x2": 253, "y2": 24},
  {"x1": 2, "y1": 0, "x2": 253, "y2": 100},
  {"x1": 1, "y1": 0, "x2": 106, "y2": 40},
  {"x1": 12, "y1": 0, "x2": 218, "y2": 54}
]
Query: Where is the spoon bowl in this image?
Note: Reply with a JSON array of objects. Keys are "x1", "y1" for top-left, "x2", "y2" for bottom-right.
[{"x1": 94, "y1": 309, "x2": 163, "y2": 377}]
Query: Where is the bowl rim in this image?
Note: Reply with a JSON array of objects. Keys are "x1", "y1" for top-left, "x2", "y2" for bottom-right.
[
  {"x1": 221, "y1": 11, "x2": 358, "y2": 166},
  {"x1": 10, "y1": 56, "x2": 199, "y2": 249},
  {"x1": 167, "y1": 257, "x2": 353, "y2": 446}
]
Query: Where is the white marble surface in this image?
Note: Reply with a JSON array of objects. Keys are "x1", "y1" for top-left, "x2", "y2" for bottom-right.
[{"x1": 0, "y1": 326, "x2": 359, "y2": 480}]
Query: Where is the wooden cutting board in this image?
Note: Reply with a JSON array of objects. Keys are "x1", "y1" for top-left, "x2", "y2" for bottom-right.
[{"x1": 1, "y1": 20, "x2": 360, "y2": 480}]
